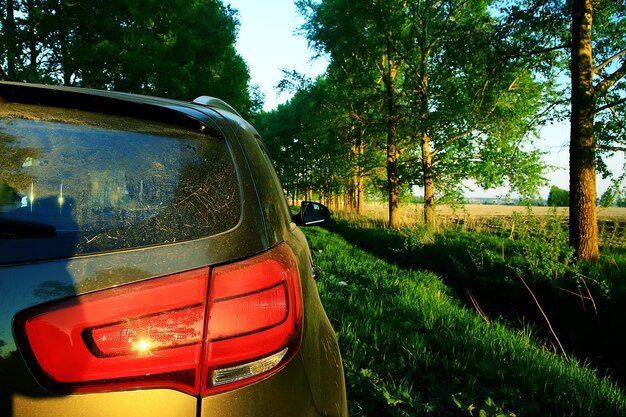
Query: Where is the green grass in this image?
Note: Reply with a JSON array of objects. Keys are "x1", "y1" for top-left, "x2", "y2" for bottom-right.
[{"x1": 303, "y1": 224, "x2": 626, "y2": 416}]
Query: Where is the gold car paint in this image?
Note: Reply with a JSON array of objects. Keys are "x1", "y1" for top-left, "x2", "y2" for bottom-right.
[{"x1": 11, "y1": 390, "x2": 196, "y2": 417}]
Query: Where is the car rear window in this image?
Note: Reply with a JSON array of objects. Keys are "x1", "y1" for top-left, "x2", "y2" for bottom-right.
[{"x1": 0, "y1": 103, "x2": 241, "y2": 263}]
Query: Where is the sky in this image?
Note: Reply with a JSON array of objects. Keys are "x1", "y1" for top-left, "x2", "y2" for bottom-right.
[
  {"x1": 225, "y1": 0, "x2": 327, "y2": 111},
  {"x1": 225, "y1": 0, "x2": 624, "y2": 200}
]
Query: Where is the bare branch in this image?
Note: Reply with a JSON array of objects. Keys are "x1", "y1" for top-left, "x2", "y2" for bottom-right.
[
  {"x1": 595, "y1": 96, "x2": 626, "y2": 114},
  {"x1": 431, "y1": 127, "x2": 473, "y2": 157},
  {"x1": 595, "y1": 59, "x2": 626, "y2": 97},
  {"x1": 594, "y1": 48, "x2": 626, "y2": 74},
  {"x1": 597, "y1": 144, "x2": 626, "y2": 152}
]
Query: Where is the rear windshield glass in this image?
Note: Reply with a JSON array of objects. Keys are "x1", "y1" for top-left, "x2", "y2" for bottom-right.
[{"x1": 0, "y1": 103, "x2": 241, "y2": 263}]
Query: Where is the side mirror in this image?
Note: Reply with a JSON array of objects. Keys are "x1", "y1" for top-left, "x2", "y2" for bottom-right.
[{"x1": 293, "y1": 201, "x2": 330, "y2": 226}]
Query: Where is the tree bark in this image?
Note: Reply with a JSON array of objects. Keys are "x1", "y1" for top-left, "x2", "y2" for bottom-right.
[
  {"x1": 422, "y1": 133, "x2": 435, "y2": 230},
  {"x1": 569, "y1": 0, "x2": 599, "y2": 260},
  {"x1": 387, "y1": 125, "x2": 400, "y2": 228},
  {"x1": 384, "y1": 44, "x2": 401, "y2": 228},
  {"x1": 353, "y1": 126, "x2": 365, "y2": 215},
  {"x1": 417, "y1": 10, "x2": 436, "y2": 230}
]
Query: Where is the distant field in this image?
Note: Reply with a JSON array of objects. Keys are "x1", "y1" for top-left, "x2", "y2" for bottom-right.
[{"x1": 355, "y1": 202, "x2": 626, "y2": 224}]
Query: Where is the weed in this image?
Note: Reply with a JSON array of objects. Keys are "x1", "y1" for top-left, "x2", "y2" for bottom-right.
[
  {"x1": 402, "y1": 224, "x2": 435, "y2": 258},
  {"x1": 509, "y1": 208, "x2": 577, "y2": 282},
  {"x1": 453, "y1": 395, "x2": 517, "y2": 417}
]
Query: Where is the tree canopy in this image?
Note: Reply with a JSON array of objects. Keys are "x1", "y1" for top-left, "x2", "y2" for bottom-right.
[
  {"x1": 261, "y1": 0, "x2": 624, "y2": 261},
  {"x1": 263, "y1": 0, "x2": 552, "y2": 228},
  {"x1": 0, "y1": 0, "x2": 260, "y2": 118},
  {"x1": 547, "y1": 185, "x2": 570, "y2": 207},
  {"x1": 2, "y1": 0, "x2": 624, "y2": 259}
]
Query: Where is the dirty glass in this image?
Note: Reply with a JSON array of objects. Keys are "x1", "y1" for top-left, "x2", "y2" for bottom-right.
[{"x1": 0, "y1": 103, "x2": 241, "y2": 262}]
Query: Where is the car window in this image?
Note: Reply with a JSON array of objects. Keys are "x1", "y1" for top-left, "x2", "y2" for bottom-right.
[{"x1": 0, "y1": 103, "x2": 241, "y2": 263}]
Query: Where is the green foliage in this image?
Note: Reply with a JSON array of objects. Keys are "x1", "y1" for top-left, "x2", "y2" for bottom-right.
[
  {"x1": 402, "y1": 223, "x2": 436, "y2": 254},
  {"x1": 305, "y1": 223, "x2": 626, "y2": 416},
  {"x1": 599, "y1": 179, "x2": 626, "y2": 208},
  {"x1": 453, "y1": 395, "x2": 517, "y2": 417},
  {"x1": 289, "y1": 0, "x2": 552, "y2": 224},
  {"x1": 258, "y1": 67, "x2": 386, "y2": 205},
  {"x1": 509, "y1": 208, "x2": 576, "y2": 282},
  {"x1": 547, "y1": 186, "x2": 569, "y2": 207},
  {"x1": 399, "y1": 208, "x2": 581, "y2": 291},
  {"x1": 589, "y1": 3, "x2": 626, "y2": 176},
  {"x1": 599, "y1": 188, "x2": 616, "y2": 208},
  {"x1": 0, "y1": 0, "x2": 257, "y2": 117},
  {"x1": 499, "y1": 0, "x2": 625, "y2": 182}
]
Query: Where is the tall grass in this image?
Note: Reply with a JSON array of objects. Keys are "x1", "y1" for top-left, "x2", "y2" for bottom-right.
[{"x1": 304, "y1": 225, "x2": 626, "y2": 416}]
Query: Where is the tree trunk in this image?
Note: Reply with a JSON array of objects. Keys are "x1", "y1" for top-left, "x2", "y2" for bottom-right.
[
  {"x1": 5, "y1": 0, "x2": 18, "y2": 79},
  {"x1": 354, "y1": 126, "x2": 365, "y2": 215},
  {"x1": 418, "y1": 14, "x2": 436, "y2": 230},
  {"x1": 26, "y1": 0, "x2": 39, "y2": 80},
  {"x1": 356, "y1": 169, "x2": 364, "y2": 215},
  {"x1": 422, "y1": 134, "x2": 436, "y2": 230},
  {"x1": 420, "y1": 69, "x2": 434, "y2": 228},
  {"x1": 569, "y1": 0, "x2": 599, "y2": 260},
  {"x1": 387, "y1": 127, "x2": 400, "y2": 228},
  {"x1": 384, "y1": 45, "x2": 401, "y2": 228}
]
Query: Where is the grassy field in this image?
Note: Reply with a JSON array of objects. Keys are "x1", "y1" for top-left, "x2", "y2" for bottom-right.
[
  {"x1": 305, "y1": 203, "x2": 626, "y2": 416},
  {"x1": 351, "y1": 202, "x2": 626, "y2": 224}
]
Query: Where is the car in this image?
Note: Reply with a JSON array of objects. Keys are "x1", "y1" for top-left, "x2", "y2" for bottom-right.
[{"x1": 0, "y1": 81, "x2": 348, "y2": 417}]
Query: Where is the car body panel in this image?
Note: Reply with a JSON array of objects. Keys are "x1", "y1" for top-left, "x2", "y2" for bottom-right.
[
  {"x1": 10, "y1": 390, "x2": 196, "y2": 417},
  {"x1": 0, "y1": 81, "x2": 347, "y2": 417},
  {"x1": 287, "y1": 226, "x2": 348, "y2": 417}
]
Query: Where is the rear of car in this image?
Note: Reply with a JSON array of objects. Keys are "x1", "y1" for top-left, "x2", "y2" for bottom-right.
[{"x1": 0, "y1": 82, "x2": 347, "y2": 417}]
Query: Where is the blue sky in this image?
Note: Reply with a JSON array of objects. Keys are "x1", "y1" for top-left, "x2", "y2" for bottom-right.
[
  {"x1": 226, "y1": 0, "x2": 623, "y2": 199},
  {"x1": 225, "y1": 0, "x2": 327, "y2": 111}
]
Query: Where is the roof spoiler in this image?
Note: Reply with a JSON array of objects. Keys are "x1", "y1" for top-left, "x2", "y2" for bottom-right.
[{"x1": 192, "y1": 96, "x2": 241, "y2": 118}]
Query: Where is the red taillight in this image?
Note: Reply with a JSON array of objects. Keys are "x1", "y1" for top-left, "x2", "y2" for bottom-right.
[
  {"x1": 14, "y1": 243, "x2": 303, "y2": 395},
  {"x1": 203, "y1": 244, "x2": 302, "y2": 393}
]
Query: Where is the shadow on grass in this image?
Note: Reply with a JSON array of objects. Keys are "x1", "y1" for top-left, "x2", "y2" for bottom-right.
[
  {"x1": 323, "y1": 217, "x2": 626, "y2": 388},
  {"x1": 305, "y1": 225, "x2": 626, "y2": 417}
]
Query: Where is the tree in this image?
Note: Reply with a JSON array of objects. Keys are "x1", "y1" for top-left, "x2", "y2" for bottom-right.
[
  {"x1": 547, "y1": 185, "x2": 570, "y2": 206},
  {"x1": 1, "y1": 0, "x2": 19, "y2": 79},
  {"x1": 599, "y1": 178, "x2": 626, "y2": 208},
  {"x1": 598, "y1": 188, "x2": 615, "y2": 208},
  {"x1": 569, "y1": 0, "x2": 625, "y2": 260},
  {"x1": 319, "y1": 61, "x2": 385, "y2": 214},
  {"x1": 399, "y1": 0, "x2": 550, "y2": 229},
  {"x1": 260, "y1": 70, "x2": 383, "y2": 210},
  {"x1": 298, "y1": 0, "x2": 409, "y2": 226},
  {"x1": 0, "y1": 0, "x2": 258, "y2": 117},
  {"x1": 258, "y1": 88, "x2": 318, "y2": 205},
  {"x1": 501, "y1": 0, "x2": 625, "y2": 260},
  {"x1": 298, "y1": 0, "x2": 549, "y2": 229}
]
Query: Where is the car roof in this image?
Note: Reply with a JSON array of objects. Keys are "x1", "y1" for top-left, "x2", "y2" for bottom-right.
[{"x1": 0, "y1": 81, "x2": 241, "y2": 135}]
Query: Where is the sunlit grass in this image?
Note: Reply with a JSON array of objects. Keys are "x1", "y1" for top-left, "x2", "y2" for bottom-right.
[{"x1": 304, "y1": 225, "x2": 626, "y2": 416}]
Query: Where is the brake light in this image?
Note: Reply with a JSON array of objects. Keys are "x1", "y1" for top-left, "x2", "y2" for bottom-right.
[
  {"x1": 203, "y1": 244, "x2": 302, "y2": 393},
  {"x1": 14, "y1": 243, "x2": 303, "y2": 395}
]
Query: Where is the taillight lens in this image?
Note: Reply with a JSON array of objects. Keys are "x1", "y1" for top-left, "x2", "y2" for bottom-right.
[
  {"x1": 203, "y1": 243, "x2": 302, "y2": 393},
  {"x1": 14, "y1": 243, "x2": 303, "y2": 395}
]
